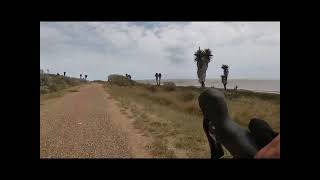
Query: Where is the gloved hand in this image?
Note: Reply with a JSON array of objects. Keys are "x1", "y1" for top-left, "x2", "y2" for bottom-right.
[{"x1": 199, "y1": 88, "x2": 279, "y2": 159}]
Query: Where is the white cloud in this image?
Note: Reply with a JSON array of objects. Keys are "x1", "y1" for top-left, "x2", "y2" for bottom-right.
[{"x1": 40, "y1": 21, "x2": 280, "y2": 80}]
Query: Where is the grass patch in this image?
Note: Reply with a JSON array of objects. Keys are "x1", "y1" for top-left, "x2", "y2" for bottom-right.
[
  {"x1": 40, "y1": 72, "x2": 86, "y2": 95},
  {"x1": 149, "y1": 140, "x2": 176, "y2": 158},
  {"x1": 40, "y1": 85, "x2": 83, "y2": 102},
  {"x1": 104, "y1": 83, "x2": 280, "y2": 158},
  {"x1": 40, "y1": 90, "x2": 65, "y2": 101}
]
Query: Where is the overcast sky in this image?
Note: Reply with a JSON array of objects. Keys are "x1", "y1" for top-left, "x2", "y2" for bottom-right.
[{"x1": 40, "y1": 22, "x2": 280, "y2": 80}]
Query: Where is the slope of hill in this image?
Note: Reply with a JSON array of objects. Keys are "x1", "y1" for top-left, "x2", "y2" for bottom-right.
[{"x1": 40, "y1": 70, "x2": 87, "y2": 95}]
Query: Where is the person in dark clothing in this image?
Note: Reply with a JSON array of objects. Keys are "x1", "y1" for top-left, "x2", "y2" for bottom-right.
[
  {"x1": 128, "y1": 75, "x2": 131, "y2": 80},
  {"x1": 125, "y1": 74, "x2": 128, "y2": 78},
  {"x1": 64, "y1": 72, "x2": 66, "y2": 76},
  {"x1": 80, "y1": 74, "x2": 82, "y2": 79},
  {"x1": 158, "y1": 73, "x2": 162, "y2": 86},
  {"x1": 155, "y1": 73, "x2": 159, "y2": 86}
]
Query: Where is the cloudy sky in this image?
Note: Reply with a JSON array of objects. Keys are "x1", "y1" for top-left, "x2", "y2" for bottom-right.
[{"x1": 40, "y1": 22, "x2": 280, "y2": 80}]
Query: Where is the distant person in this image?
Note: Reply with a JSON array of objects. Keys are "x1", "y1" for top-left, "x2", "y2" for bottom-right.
[
  {"x1": 125, "y1": 74, "x2": 128, "y2": 78},
  {"x1": 57, "y1": 73, "x2": 60, "y2": 76},
  {"x1": 155, "y1": 73, "x2": 159, "y2": 86},
  {"x1": 85, "y1": 75, "x2": 88, "y2": 80},
  {"x1": 128, "y1": 75, "x2": 131, "y2": 80},
  {"x1": 80, "y1": 74, "x2": 82, "y2": 79},
  {"x1": 158, "y1": 73, "x2": 162, "y2": 86},
  {"x1": 235, "y1": 85, "x2": 238, "y2": 90},
  {"x1": 64, "y1": 72, "x2": 66, "y2": 76}
]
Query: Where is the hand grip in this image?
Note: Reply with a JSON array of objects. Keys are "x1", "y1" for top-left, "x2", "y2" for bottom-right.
[{"x1": 199, "y1": 88, "x2": 259, "y2": 158}]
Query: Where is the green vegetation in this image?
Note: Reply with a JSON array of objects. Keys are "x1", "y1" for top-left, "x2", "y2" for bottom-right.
[
  {"x1": 107, "y1": 74, "x2": 137, "y2": 86},
  {"x1": 163, "y1": 82, "x2": 176, "y2": 91},
  {"x1": 194, "y1": 47, "x2": 213, "y2": 88},
  {"x1": 40, "y1": 70, "x2": 86, "y2": 95}
]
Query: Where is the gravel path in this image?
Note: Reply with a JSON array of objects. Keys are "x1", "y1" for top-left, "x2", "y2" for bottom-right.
[{"x1": 40, "y1": 83, "x2": 151, "y2": 158}]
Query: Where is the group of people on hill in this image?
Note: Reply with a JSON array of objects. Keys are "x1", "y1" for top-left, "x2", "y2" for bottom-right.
[
  {"x1": 125, "y1": 74, "x2": 132, "y2": 80},
  {"x1": 155, "y1": 73, "x2": 162, "y2": 86}
]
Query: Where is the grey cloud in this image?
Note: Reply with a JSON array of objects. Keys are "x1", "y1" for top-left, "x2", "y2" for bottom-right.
[
  {"x1": 164, "y1": 46, "x2": 189, "y2": 64},
  {"x1": 40, "y1": 22, "x2": 280, "y2": 80}
]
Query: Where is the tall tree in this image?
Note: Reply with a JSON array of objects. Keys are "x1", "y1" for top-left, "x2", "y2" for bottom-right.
[
  {"x1": 221, "y1": 64, "x2": 229, "y2": 90},
  {"x1": 194, "y1": 47, "x2": 213, "y2": 88},
  {"x1": 158, "y1": 73, "x2": 162, "y2": 86},
  {"x1": 221, "y1": 64, "x2": 229, "y2": 78},
  {"x1": 155, "y1": 73, "x2": 159, "y2": 86}
]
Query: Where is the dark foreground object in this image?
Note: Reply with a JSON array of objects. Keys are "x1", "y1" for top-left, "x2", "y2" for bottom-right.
[{"x1": 199, "y1": 88, "x2": 278, "y2": 158}]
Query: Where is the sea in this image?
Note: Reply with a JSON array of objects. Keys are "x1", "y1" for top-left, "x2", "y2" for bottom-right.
[{"x1": 136, "y1": 79, "x2": 280, "y2": 94}]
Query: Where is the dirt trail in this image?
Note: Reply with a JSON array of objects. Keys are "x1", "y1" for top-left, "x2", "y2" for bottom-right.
[{"x1": 40, "y1": 83, "x2": 152, "y2": 158}]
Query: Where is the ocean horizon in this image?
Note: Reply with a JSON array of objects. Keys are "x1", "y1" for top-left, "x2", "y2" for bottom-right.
[{"x1": 136, "y1": 79, "x2": 280, "y2": 94}]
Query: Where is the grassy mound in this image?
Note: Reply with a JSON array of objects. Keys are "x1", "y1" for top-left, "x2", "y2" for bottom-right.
[
  {"x1": 40, "y1": 71, "x2": 86, "y2": 95},
  {"x1": 107, "y1": 74, "x2": 136, "y2": 86},
  {"x1": 163, "y1": 82, "x2": 176, "y2": 91}
]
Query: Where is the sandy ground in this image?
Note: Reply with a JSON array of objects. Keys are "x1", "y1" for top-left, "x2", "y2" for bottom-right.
[{"x1": 40, "y1": 83, "x2": 152, "y2": 158}]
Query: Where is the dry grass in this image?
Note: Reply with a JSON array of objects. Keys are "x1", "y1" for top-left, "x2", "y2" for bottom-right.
[
  {"x1": 104, "y1": 83, "x2": 280, "y2": 158},
  {"x1": 40, "y1": 85, "x2": 83, "y2": 102}
]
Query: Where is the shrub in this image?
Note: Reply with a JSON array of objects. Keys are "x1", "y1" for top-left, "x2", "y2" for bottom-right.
[
  {"x1": 148, "y1": 85, "x2": 158, "y2": 93},
  {"x1": 108, "y1": 74, "x2": 135, "y2": 86},
  {"x1": 178, "y1": 91, "x2": 196, "y2": 101},
  {"x1": 40, "y1": 86, "x2": 50, "y2": 94},
  {"x1": 40, "y1": 69, "x2": 85, "y2": 95},
  {"x1": 163, "y1": 82, "x2": 176, "y2": 91}
]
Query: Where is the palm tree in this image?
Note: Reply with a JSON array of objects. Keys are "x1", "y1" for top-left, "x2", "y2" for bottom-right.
[
  {"x1": 155, "y1": 73, "x2": 159, "y2": 86},
  {"x1": 221, "y1": 64, "x2": 229, "y2": 90},
  {"x1": 221, "y1": 75, "x2": 227, "y2": 90},
  {"x1": 158, "y1": 73, "x2": 161, "y2": 86},
  {"x1": 221, "y1": 64, "x2": 229, "y2": 78},
  {"x1": 194, "y1": 47, "x2": 213, "y2": 88}
]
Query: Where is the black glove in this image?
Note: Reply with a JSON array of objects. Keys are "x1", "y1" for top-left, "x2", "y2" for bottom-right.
[
  {"x1": 199, "y1": 88, "x2": 278, "y2": 158},
  {"x1": 249, "y1": 118, "x2": 279, "y2": 149}
]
